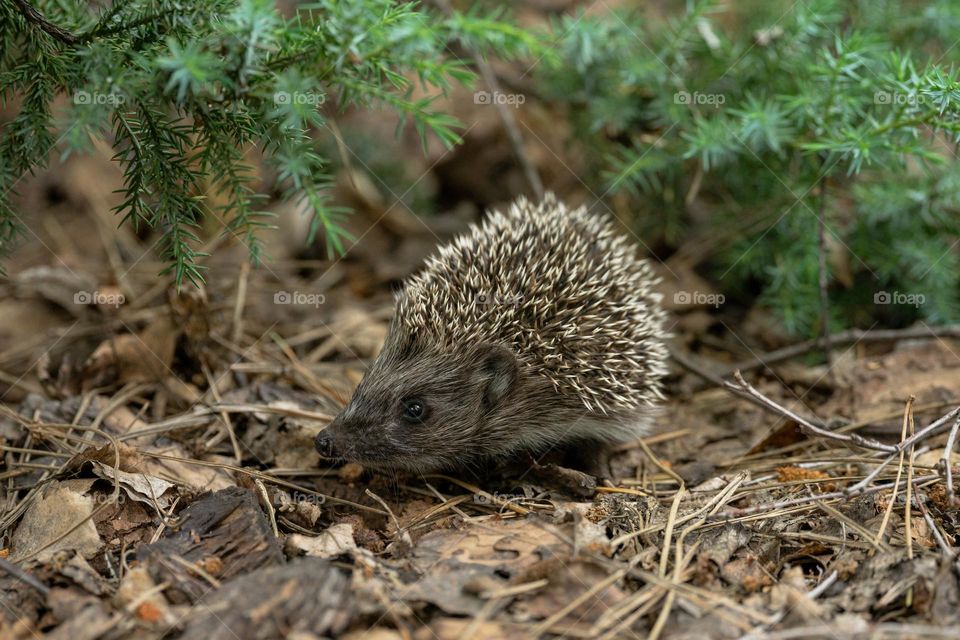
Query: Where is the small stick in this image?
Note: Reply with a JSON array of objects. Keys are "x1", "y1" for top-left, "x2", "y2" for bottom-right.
[
  {"x1": 905, "y1": 409, "x2": 917, "y2": 561},
  {"x1": 671, "y1": 347, "x2": 826, "y2": 426},
  {"x1": 815, "y1": 175, "x2": 834, "y2": 376},
  {"x1": 231, "y1": 260, "x2": 250, "y2": 345},
  {"x1": 875, "y1": 397, "x2": 913, "y2": 546},
  {"x1": 610, "y1": 473, "x2": 746, "y2": 549},
  {"x1": 638, "y1": 439, "x2": 685, "y2": 488},
  {"x1": 726, "y1": 371, "x2": 896, "y2": 452},
  {"x1": 807, "y1": 570, "x2": 838, "y2": 599},
  {"x1": 254, "y1": 479, "x2": 279, "y2": 539},
  {"x1": 431, "y1": 0, "x2": 544, "y2": 199},
  {"x1": 201, "y1": 363, "x2": 242, "y2": 464},
  {"x1": 941, "y1": 415, "x2": 960, "y2": 506},
  {"x1": 658, "y1": 488, "x2": 685, "y2": 578},
  {"x1": 898, "y1": 406, "x2": 960, "y2": 451},
  {"x1": 365, "y1": 489, "x2": 402, "y2": 534},
  {"x1": 913, "y1": 486, "x2": 955, "y2": 557}
]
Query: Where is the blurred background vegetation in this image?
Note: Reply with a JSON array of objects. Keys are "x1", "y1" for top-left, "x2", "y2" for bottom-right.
[{"x1": 2, "y1": 0, "x2": 960, "y2": 341}]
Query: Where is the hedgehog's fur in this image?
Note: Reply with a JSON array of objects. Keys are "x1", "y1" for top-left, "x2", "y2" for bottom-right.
[{"x1": 316, "y1": 194, "x2": 669, "y2": 473}]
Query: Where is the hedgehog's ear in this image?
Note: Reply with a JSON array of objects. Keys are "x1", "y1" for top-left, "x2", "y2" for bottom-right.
[{"x1": 477, "y1": 344, "x2": 519, "y2": 410}]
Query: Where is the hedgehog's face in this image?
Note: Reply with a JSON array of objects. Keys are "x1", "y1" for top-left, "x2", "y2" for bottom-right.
[{"x1": 315, "y1": 338, "x2": 520, "y2": 473}]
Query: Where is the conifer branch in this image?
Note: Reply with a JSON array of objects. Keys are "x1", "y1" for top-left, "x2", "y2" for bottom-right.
[{"x1": 9, "y1": 0, "x2": 78, "y2": 44}]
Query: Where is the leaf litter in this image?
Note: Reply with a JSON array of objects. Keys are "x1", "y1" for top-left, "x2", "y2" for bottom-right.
[{"x1": 2, "y1": 106, "x2": 960, "y2": 640}]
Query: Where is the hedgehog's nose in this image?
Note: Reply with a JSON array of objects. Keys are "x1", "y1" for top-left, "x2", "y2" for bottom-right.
[{"x1": 315, "y1": 433, "x2": 337, "y2": 458}]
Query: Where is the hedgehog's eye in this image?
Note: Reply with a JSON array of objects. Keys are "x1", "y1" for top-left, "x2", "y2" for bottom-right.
[{"x1": 400, "y1": 397, "x2": 428, "y2": 424}]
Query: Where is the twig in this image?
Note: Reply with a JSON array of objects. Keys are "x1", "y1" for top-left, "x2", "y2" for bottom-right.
[
  {"x1": 896, "y1": 406, "x2": 960, "y2": 451},
  {"x1": 668, "y1": 344, "x2": 728, "y2": 387},
  {"x1": 610, "y1": 473, "x2": 746, "y2": 549},
  {"x1": 527, "y1": 556, "x2": 641, "y2": 639},
  {"x1": 431, "y1": 0, "x2": 543, "y2": 199},
  {"x1": 818, "y1": 500, "x2": 887, "y2": 553},
  {"x1": 254, "y1": 479, "x2": 279, "y2": 539},
  {"x1": 231, "y1": 260, "x2": 250, "y2": 345},
  {"x1": 912, "y1": 486, "x2": 956, "y2": 558},
  {"x1": 726, "y1": 371, "x2": 895, "y2": 451},
  {"x1": 816, "y1": 174, "x2": 834, "y2": 376},
  {"x1": 134, "y1": 449, "x2": 388, "y2": 515},
  {"x1": 651, "y1": 482, "x2": 739, "y2": 640},
  {"x1": 10, "y1": 0, "x2": 79, "y2": 44},
  {"x1": 941, "y1": 415, "x2": 960, "y2": 506},
  {"x1": 875, "y1": 397, "x2": 913, "y2": 546},
  {"x1": 426, "y1": 474, "x2": 531, "y2": 516},
  {"x1": 671, "y1": 347, "x2": 827, "y2": 427},
  {"x1": 807, "y1": 570, "x2": 838, "y2": 599},
  {"x1": 658, "y1": 488, "x2": 685, "y2": 578},
  {"x1": 638, "y1": 439, "x2": 686, "y2": 488},
  {"x1": 905, "y1": 409, "x2": 916, "y2": 561}
]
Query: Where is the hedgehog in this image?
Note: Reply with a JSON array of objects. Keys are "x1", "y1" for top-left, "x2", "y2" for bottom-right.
[{"x1": 314, "y1": 193, "x2": 669, "y2": 474}]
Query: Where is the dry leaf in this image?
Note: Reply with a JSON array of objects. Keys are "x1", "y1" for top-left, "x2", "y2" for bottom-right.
[
  {"x1": 11, "y1": 480, "x2": 103, "y2": 562},
  {"x1": 287, "y1": 524, "x2": 357, "y2": 558},
  {"x1": 83, "y1": 316, "x2": 179, "y2": 386}
]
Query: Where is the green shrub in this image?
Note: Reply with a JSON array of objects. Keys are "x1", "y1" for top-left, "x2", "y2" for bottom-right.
[
  {"x1": 0, "y1": 0, "x2": 540, "y2": 286},
  {"x1": 542, "y1": 0, "x2": 960, "y2": 336}
]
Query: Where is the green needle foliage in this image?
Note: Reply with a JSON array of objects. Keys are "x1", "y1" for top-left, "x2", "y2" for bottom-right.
[
  {"x1": 543, "y1": 0, "x2": 960, "y2": 337},
  {"x1": 0, "y1": 0, "x2": 540, "y2": 286}
]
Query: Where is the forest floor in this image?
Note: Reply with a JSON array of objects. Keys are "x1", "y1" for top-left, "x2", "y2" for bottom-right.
[{"x1": 3, "y1": 46, "x2": 960, "y2": 640}]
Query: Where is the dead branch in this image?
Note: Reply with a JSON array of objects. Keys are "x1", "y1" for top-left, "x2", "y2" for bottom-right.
[{"x1": 725, "y1": 371, "x2": 895, "y2": 451}]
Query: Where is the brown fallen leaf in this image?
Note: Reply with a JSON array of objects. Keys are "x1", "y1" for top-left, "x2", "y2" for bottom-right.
[
  {"x1": 10, "y1": 479, "x2": 103, "y2": 563},
  {"x1": 747, "y1": 421, "x2": 805, "y2": 455},
  {"x1": 83, "y1": 315, "x2": 179, "y2": 387}
]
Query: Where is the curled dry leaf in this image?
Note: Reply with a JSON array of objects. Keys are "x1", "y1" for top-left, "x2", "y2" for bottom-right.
[{"x1": 88, "y1": 461, "x2": 176, "y2": 510}]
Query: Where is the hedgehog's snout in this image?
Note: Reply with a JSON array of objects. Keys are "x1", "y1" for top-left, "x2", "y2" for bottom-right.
[{"x1": 315, "y1": 413, "x2": 350, "y2": 460}]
